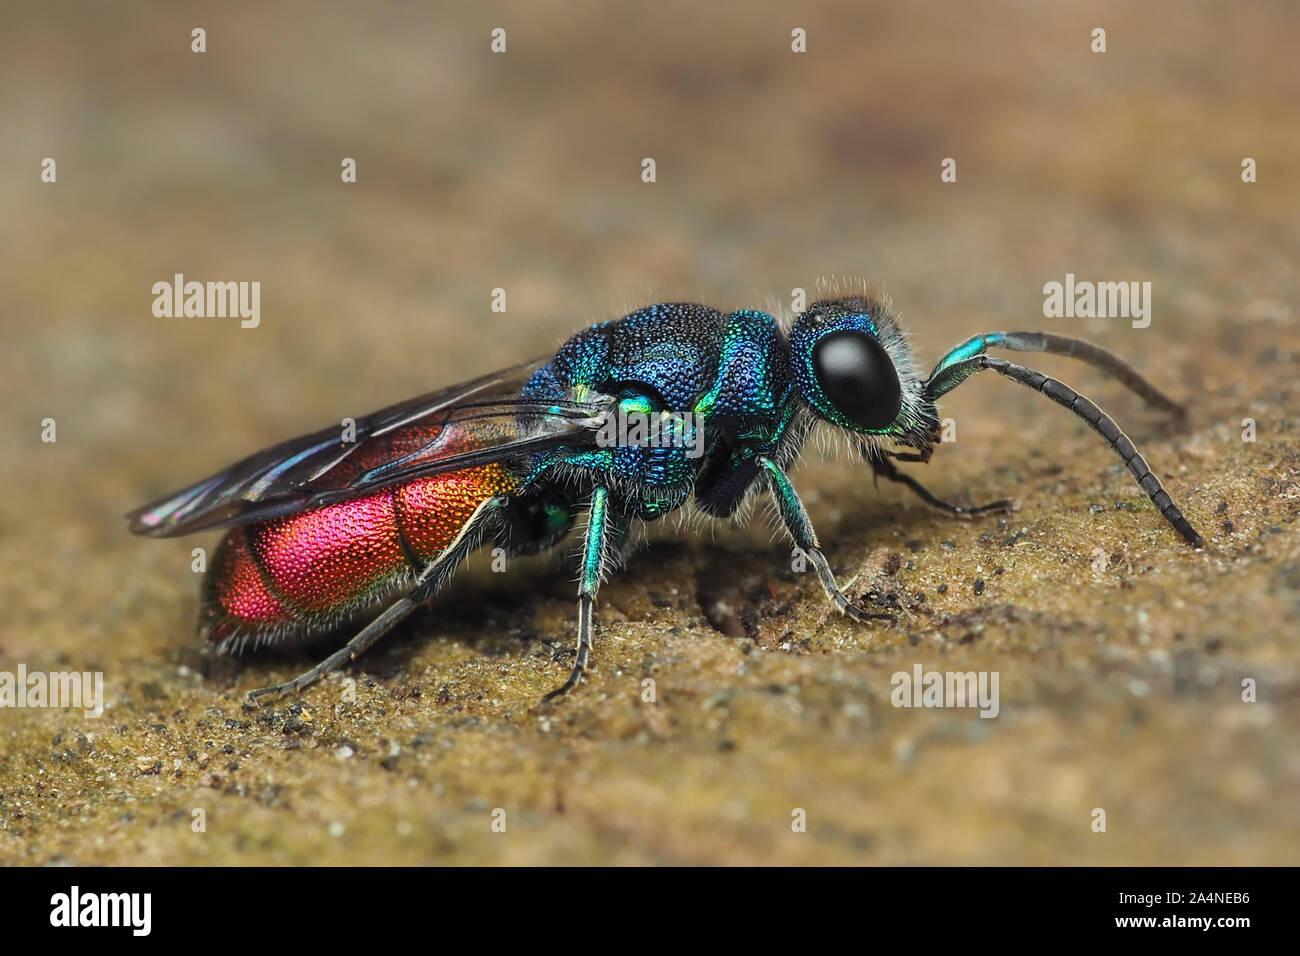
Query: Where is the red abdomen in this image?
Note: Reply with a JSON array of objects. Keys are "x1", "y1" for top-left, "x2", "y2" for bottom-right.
[{"x1": 201, "y1": 464, "x2": 517, "y2": 650}]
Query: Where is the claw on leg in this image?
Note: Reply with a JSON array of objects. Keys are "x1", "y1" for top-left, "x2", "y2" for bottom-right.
[
  {"x1": 759, "y1": 457, "x2": 894, "y2": 626},
  {"x1": 544, "y1": 486, "x2": 608, "y2": 701},
  {"x1": 804, "y1": 547, "x2": 894, "y2": 623}
]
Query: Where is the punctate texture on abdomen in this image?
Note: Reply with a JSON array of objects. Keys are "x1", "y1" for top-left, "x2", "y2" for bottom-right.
[{"x1": 200, "y1": 463, "x2": 517, "y2": 646}]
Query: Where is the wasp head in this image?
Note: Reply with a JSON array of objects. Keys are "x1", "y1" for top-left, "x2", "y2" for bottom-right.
[{"x1": 788, "y1": 295, "x2": 938, "y2": 458}]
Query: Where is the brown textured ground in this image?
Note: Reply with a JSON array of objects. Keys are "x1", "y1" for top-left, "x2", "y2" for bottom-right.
[{"x1": 1, "y1": 1, "x2": 1297, "y2": 865}]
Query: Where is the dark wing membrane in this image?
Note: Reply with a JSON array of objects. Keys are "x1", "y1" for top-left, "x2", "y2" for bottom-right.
[{"x1": 127, "y1": 358, "x2": 609, "y2": 537}]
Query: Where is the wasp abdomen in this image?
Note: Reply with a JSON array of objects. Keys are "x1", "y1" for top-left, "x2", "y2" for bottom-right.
[{"x1": 201, "y1": 464, "x2": 517, "y2": 650}]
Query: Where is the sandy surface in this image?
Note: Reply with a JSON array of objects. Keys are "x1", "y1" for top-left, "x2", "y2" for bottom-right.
[{"x1": 1, "y1": 1, "x2": 1297, "y2": 864}]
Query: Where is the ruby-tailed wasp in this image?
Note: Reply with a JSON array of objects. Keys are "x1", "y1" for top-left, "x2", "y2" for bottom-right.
[{"x1": 129, "y1": 295, "x2": 1203, "y2": 700}]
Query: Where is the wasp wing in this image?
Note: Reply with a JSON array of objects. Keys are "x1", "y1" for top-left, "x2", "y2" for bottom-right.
[{"x1": 127, "y1": 358, "x2": 609, "y2": 537}]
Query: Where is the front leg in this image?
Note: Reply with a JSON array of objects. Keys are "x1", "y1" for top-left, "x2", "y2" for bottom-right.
[
  {"x1": 873, "y1": 454, "x2": 1015, "y2": 519},
  {"x1": 756, "y1": 458, "x2": 892, "y2": 623},
  {"x1": 544, "y1": 485, "x2": 614, "y2": 700}
]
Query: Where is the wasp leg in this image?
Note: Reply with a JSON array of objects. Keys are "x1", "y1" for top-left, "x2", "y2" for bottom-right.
[
  {"x1": 872, "y1": 455, "x2": 1014, "y2": 518},
  {"x1": 757, "y1": 457, "x2": 893, "y2": 624},
  {"x1": 247, "y1": 494, "x2": 508, "y2": 702},
  {"x1": 544, "y1": 486, "x2": 612, "y2": 700}
]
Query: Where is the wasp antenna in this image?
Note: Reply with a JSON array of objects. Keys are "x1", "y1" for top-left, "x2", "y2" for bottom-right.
[
  {"x1": 924, "y1": 354, "x2": 1203, "y2": 548},
  {"x1": 928, "y1": 331, "x2": 1187, "y2": 417}
]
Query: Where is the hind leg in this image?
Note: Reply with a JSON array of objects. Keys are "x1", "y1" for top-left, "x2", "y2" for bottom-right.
[{"x1": 247, "y1": 494, "x2": 507, "y2": 701}]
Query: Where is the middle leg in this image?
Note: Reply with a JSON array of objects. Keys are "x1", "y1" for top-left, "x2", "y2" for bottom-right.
[
  {"x1": 544, "y1": 485, "x2": 616, "y2": 700},
  {"x1": 757, "y1": 457, "x2": 893, "y2": 623}
]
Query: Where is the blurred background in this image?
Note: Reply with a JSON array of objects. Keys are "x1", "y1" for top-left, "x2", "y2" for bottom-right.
[{"x1": 1, "y1": 0, "x2": 1297, "y2": 865}]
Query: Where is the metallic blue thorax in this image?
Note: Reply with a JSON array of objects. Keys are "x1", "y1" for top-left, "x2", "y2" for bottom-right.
[{"x1": 521, "y1": 303, "x2": 800, "y2": 519}]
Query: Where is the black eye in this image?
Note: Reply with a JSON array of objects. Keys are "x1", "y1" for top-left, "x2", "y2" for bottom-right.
[{"x1": 811, "y1": 330, "x2": 902, "y2": 429}]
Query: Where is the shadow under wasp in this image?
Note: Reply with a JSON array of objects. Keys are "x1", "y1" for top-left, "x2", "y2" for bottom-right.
[{"x1": 129, "y1": 294, "x2": 1203, "y2": 700}]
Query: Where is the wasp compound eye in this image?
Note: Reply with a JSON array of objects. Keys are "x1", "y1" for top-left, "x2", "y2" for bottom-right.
[{"x1": 811, "y1": 329, "x2": 902, "y2": 430}]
